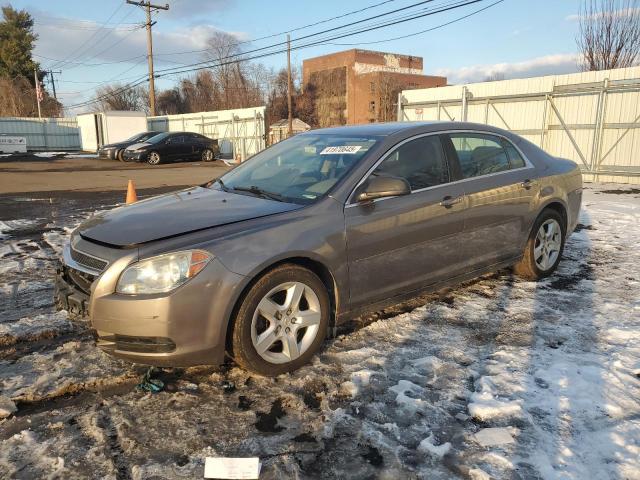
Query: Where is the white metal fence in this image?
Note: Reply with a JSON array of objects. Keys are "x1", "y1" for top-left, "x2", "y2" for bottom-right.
[
  {"x1": 147, "y1": 106, "x2": 266, "y2": 161},
  {"x1": 0, "y1": 117, "x2": 81, "y2": 151},
  {"x1": 399, "y1": 66, "x2": 640, "y2": 184}
]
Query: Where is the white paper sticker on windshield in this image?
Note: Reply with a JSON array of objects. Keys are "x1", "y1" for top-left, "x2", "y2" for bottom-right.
[{"x1": 320, "y1": 145, "x2": 362, "y2": 155}]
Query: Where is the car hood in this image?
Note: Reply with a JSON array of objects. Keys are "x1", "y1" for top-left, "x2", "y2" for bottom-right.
[
  {"x1": 125, "y1": 142, "x2": 152, "y2": 151},
  {"x1": 78, "y1": 186, "x2": 302, "y2": 247}
]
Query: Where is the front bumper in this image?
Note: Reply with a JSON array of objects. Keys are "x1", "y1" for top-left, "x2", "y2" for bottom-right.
[
  {"x1": 55, "y1": 265, "x2": 93, "y2": 317},
  {"x1": 123, "y1": 150, "x2": 146, "y2": 161},
  {"x1": 91, "y1": 258, "x2": 245, "y2": 367},
  {"x1": 57, "y1": 239, "x2": 246, "y2": 367},
  {"x1": 98, "y1": 148, "x2": 116, "y2": 160}
]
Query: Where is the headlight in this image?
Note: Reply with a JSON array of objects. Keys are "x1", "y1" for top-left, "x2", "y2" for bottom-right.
[{"x1": 116, "y1": 250, "x2": 212, "y2": 295}]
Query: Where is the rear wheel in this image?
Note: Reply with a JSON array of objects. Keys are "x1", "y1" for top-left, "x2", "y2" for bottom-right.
[
  {"x1": 231, "y1": 264, "x2": 329, "y2": 376},
  {"x1": 201, "y1": 148, "x2": 214, "y2": 162},
  {"x1": 117, "y1": 149, "x2": 125, "y2": 162},
  {"x1": 147, "y1": 151, "x2": 162, "y2": 165},
  {"x1": 514, "y1": 209, "x2": 565, "y2": 280}
]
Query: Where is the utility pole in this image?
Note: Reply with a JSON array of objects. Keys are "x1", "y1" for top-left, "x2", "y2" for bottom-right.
[
  {"x1": 287, "y1": 34, "x2": 293, "y2": 137},
  {"x1": 44, "y1": 70, "x2": 61, "y2": 100},
  {"x1": 33, "y1": 68, "x2": 42, "y2": 119},
  {"x1": 126, "y1": 0, "x2": 169, "y2": 116}
]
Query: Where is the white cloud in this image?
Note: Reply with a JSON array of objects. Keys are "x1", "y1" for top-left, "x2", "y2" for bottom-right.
[
  {"x1": 32, "y1": 13, "x2": 250, "y2": 73},
  {"x1": 434, "y1": 53, "x2": 580, "y2": 85},
  {"x1": 566, "y1": 7, "x2": 640, "y2": 22}
]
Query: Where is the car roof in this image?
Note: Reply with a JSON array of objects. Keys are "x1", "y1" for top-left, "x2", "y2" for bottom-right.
[{"x1": 305, "y1": 121, "x2": 512, "y2": 137}]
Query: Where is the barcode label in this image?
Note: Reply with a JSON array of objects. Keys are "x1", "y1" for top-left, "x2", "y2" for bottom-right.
[{"x1": 320, "y1": 145, "x2": 362, "y2": 155}]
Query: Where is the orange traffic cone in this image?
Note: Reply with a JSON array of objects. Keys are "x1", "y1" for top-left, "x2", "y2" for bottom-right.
[{"x1": 125, "y1": 179, "x2": 138, "y2": 204}]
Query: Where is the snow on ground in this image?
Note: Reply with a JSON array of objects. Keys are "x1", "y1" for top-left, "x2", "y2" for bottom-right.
[{"x1": 0, "y1": 184, "x2": 639, "y2": 479}]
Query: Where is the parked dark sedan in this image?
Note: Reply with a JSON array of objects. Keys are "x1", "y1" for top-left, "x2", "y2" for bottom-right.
[
  {"x1": 122, "y1": 131, "x2": 219, "y2": 165},
  {"x1": 57, "y1": 122, "x2": 582, "y2": 376},
  {"x1": 97, "y1": 131, "x2": 162, "y2": 161}
]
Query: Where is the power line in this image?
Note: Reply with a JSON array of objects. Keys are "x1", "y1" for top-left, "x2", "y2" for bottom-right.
[
  {"x1": 47, "y1": 2, "x2": 126, "y2": 70},
  {"x1": 154, "y1": 0, "x2": 399, "y2": 57},
  {"x1": 154, "y1": 0, "x2": 478, "y2": 78},
  {"x1": 155, "y1": 0, "x2": 439, "y2": 74},
  {"x1": 55, "y1": 8, "x2": 140, "y2": 70},
  {"x1": 66, "y1": 0, "x2": 491, "y2": 110},
  {"x1": 67, "y1": 0, "x2": 482, "y2": 109},
  {"x1": 43, "y1": 0, "x2": 402, "y2": 82},
  {"x1": 63, "y1": 24, "x2": 146, "y2": 70},
  {"x1": 33, "y1": 53, "x2": 147, "y2": 67},
  {"x1": 327, "y1": 0, "x2": 505, "y2": 45}
]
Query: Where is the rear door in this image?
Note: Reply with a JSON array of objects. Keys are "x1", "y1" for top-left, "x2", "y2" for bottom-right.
[
  {"x1": 445, "y1": 132, "x2": 538, "y2": 270},
  {"x1": 163, "y1": 135, "x2": 181, "y2": 160},
  {"x1": 345, "y1": 134, "x2": 467, "y2": 307},
  {"x1": 186, "y1": 134, "x2": 203, "y2": 158},
  {"x1": 173, "y1": 135, "x2": 190, "y2": 160}
]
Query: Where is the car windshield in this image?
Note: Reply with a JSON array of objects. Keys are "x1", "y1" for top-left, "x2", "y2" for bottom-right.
[
  {"x1": 125, "y1": 132, "x2": 152, "y2": 142},
  {"x1": 145, "y1": 132, "x2": 171, "y2": 144},
  {"x1": 215, "y1": 134, "x2": 381, "y2": 204}
]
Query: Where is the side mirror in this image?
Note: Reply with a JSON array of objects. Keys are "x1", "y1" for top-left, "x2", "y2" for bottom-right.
[
  {"x1": 165, "y1": 138, "x2": 172, "y2": 144},
  {"x1": 355, "y1": 175, "x2": 411, "y2": 202}
]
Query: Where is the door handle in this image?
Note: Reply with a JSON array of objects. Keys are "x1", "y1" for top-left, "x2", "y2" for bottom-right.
[
  {"x1": 439, "y1": 195, "x2": 463, "y2": 208},
  {"x1": 520, "y1": 179, "x2": 536, "y2": 190}
]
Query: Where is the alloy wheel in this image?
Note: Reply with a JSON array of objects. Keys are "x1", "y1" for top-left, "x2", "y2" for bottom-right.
[
  {"x1": 534, "y1": 219, "x2": 562, "y2": 271},
  {"x1": 148, "y1": 152, "x2": 160, "y2": 165},
  {"x1": 202, "y1": 149, "x2": 213, "y2": 161},
  {"x1": 251, "y1": 281, "x2": 322, "y2": 364}
]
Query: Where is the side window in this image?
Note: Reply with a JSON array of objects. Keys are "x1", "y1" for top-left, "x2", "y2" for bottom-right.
[
  {"x1": 373, "y1": 135, "x2": 449, "y2": 191},
  {"x1": 449, "y1": 133, "x2": 510, "y2": 178},
  {"x1": 502, "y1": 140, "x2": 526, "y2": 169}
]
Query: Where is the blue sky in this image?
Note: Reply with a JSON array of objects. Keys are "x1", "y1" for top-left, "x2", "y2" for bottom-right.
[{"x1": 6, "y1": 0, "x2": 584, "y2": 112}]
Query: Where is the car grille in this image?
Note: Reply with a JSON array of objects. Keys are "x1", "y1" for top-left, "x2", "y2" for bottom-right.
[
  {"x1": 66, "y1": 267, "x2": 96, "y2": 295},
  {"x1": 70, "y1": 247, "x2": 108, "y2": 272}
]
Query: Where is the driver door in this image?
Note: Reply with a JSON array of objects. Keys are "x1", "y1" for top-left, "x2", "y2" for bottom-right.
[{"x1": 345, "y1": 134, "x2": 467, "y2": 307}]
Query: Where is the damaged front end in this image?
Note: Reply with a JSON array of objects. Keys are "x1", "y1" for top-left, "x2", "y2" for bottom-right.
[{"x1": 55, "y1": 243, "x2": 107, "y2": 318}]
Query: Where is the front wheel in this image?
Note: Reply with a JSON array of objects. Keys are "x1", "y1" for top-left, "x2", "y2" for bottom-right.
[
  {"x1": 117, "y1": 149, "x2": 125, "y2": 162},
  {"x1": 201, "y1": 148, "x2": 214, "y2": 162},
  {"x1": 514, "y1": 209, "x2": 565, "y2": 280},
  {"x1": 231, "y1": 264, "x2": 330, "y2": 376},
  {"x1": 147, "y1": 151, "x2": 162, "y2": 165}
]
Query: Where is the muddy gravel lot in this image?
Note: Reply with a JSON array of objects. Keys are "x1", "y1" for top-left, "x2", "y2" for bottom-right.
[
  {"x1": 0, "y1": 184, "x2": 639, "y2": 480},
  {"x1": 0, "y1": 153, "x2": 229, "y2": 194}
]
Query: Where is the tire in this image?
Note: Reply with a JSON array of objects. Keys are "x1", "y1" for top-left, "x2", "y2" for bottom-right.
[
  {"x1": 147, "y1": 151, "x2": 162, "y2": 165},
  {"x1": 117, "y1": 149, "x2": 125, "y2": 162},
  {"x1": 201, "y1": 148, "x2": 214, "y2": 162},
  {"x1": 231, "y1": 264, "x2": 330, "y2": 376},
  {"x1": 514, "y1": 209, "x2": 566, "y2": 281}
]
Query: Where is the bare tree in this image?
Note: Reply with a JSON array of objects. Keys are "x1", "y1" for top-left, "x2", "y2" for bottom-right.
[
  {"x1": 94, "y1": 84, "x2": 149, "y2": 113},
  {"x1": 308, "y1": 66, "x2": 346, "y2": 127},
  {"x1": 377, "y1": 72, "x2": 403, "y2": 123},
  {"x1": 0, "y1": 75, "x2": 61, "y2": 117},
  {"x1": 577, "y1": 0, "x2": 640, "y2": 71}
]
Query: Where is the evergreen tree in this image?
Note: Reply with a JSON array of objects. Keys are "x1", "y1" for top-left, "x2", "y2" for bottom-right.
[{"x1": 0, "y1": 5, "x2": 38, "y2": 81}]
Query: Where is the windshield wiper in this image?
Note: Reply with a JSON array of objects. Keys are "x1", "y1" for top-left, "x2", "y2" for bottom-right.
[
  {"x1": 216, "y1": 178, "x2": 228, "y2": 191},
  {"x1": 231, "y1": 185, "x2": 286, "y2": 202}
]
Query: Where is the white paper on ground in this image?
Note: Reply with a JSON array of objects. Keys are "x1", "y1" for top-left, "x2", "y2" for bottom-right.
[
  {"x1": 474, "y1": 427, "x2": 515, "y2": 447},
  {"x1": 204, "y1": 457, "x2": 261, "y2": 479}
]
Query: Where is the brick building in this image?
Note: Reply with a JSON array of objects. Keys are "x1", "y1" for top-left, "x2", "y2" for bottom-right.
[{"x1": 302, "y1": 49, "x2": 446, "y2": 126}]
